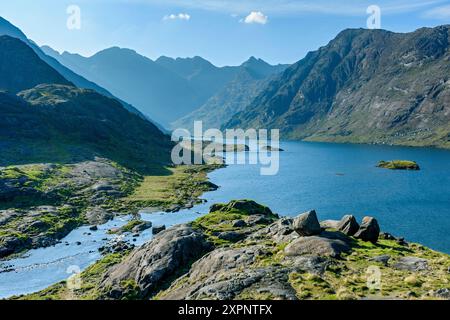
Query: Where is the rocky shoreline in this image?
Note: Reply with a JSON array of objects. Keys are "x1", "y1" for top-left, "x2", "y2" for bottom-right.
[
  {"x1": 21, "y1": 200, "x2": 450, "y2": 300},
  {"x1": 0, "y1": 159, "x2": 222, "y2": 260}
]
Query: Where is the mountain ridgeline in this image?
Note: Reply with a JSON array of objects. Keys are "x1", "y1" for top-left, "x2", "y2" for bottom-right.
[
  {"x1": 226, "y1": 26, "x2": 450, "y2": 149},
  {"x1": 42, "y1": 46, "x2": 289, "y2": 127},
  {"x1": 172, "y1": 57, "x2": 288, "y2": 131},
  {"x1": 0, "y1": 35, "x2": 172, "y2": 173},
  {"x1": 0, "y1": 16, "x2": 145, "y2": 118}
]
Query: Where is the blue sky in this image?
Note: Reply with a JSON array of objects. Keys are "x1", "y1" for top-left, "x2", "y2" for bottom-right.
[{"x1": 1, "y1": 0, "x2": 450, "y2": 66}]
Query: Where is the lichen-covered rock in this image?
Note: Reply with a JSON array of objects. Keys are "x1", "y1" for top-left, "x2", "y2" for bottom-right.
[
  {"x1": 292, "y1": 210, "x2": 321, "y2": 236},
  {"x1": 394, "y1": 256, "x2": 429, "y2": 271},
  {"x1": 284, "y1": 231, "x2": 352, "y2": 258},
  {"x1": 369, "y1": 255, "x2": 391, "y2": 266},
  {"x1": 354, "y1": 216, "x2": 380, "y2": 243},
  {"x1": 157, "y1": 246, "x2": 297, "y2": 300},
  {"x1": 248, "y1": 217, "x2": 296, "y2": 244},
  {"x1": 100, "y1": 224, "x2": 213, "y2": 299}
]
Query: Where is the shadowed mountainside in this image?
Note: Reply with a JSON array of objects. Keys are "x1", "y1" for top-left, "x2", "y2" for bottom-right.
[{"x1": 226, "y1": 26, "x2": 450, "y2": 149}]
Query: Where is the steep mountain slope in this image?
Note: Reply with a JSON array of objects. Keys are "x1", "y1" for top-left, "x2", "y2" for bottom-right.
[
  {"x1": 43, "y1": 46, "x2": 287, "y2": 127},
  {"x1": 1, "y1": 85, "x2": 172, "y2": 172},
  {"x1": 0, "y1": 36, "x2": 172, "y2": 173},
  {"x1": 0, "y1": 17, "x2": 110, "y2": 99},
  {"x1": 226, "y1": 26, "x2": 450, "y2": 149},
  {"x1": 43, "y1": 47, "x2": 203, "y2": 125},
  {"x1": 172, "y1": 58, "x2": 289, "y2": 130},
  {"x1": 0, "y1": 16, "x2": 145, "y2": 118},
  {"x1": 155, "y1": 55, "x2": 237, "y2": 103},
  {"x1": 0, "y1": 36, "x2": 72, "y2": 93}
]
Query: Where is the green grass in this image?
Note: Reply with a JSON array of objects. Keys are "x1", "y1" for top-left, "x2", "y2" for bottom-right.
[
  {"x1": 119, "y1": 164, "x2": 222, "y2": 212},
  {"x1": 18, "y1": 252, "x2": 127, "y2": 300},
  {"x1": 377, "y1": 160, "x2": 420, "y2": 170}
]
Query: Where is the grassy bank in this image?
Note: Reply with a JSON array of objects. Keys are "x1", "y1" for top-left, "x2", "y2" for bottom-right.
[{"x1": 0, "y1": 160, "x2": 223, "y2": 259}]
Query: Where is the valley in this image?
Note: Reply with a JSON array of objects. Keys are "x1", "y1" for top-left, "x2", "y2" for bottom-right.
[{"x1": 0, "y1": 13, "x2": 449, "y2": 302}]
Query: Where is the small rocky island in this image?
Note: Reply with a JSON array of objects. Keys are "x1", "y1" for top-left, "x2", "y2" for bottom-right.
[
  {"x1": 22, "y1": 200, "x2": 450, "y2": 300},
  {"x1": 261, "y1": 145, "x2": 285, "y2": 152},
  {"x1": 377, "y1": 160, "x2": 420, "y2": 170}
]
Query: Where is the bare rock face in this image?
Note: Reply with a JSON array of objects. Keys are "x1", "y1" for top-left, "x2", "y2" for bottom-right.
[
  {"x1": 158, "y1": 246, "x2": 297, "y2": 300},
  {"x1": 336, "y1": 215, "x2": 360, "y2": 236},
  {"x1": 100, "y1": 224, "x2": 213, "y2": 299},
  {"x1": 284, "y1": 231, "x2": 352, "y2": 258},
  {"x1": 293, "y1": 210, "x2": 322, "y2": 236},
  {"x1": 354, "y1": 217, "x2": 380, "y2": 243}
]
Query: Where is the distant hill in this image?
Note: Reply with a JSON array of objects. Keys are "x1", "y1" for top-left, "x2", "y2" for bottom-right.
[
  {"x1": 172, "y1": 57, "x2": 288, "y2": 130},
  {"x1": 42, "y1": 46, "x2": 288, "y2": 127},
  {"x1": 226, "y1": 26, "x2": 450, "y2": 149},
  {"x1": 43, "y1": 47, "x2": 204, "y2": 126},
  {"x1": 0, "y1": 36, "x2": 172, "y2": 173},
  {"x1": 0, "y1": 16, "x2": 145, "y2": 118},
  {"x1": 0, "y1": 36, "x2": 72, "y2": 93},
  {"x1": 155, "y1": 55, "x2": 238, "y2": 104}
]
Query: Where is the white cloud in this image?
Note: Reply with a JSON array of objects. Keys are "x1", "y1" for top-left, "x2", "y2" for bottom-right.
[
  {"x1": 243, "y1": 11, "x2": 268, "y2": 24},
  {"x1": 141, "y1": 0, "x2": 445, "y2": 16},
  {"x1": 163, "y1": 13, "x2": 191, "y2": 21},
  {"x1": 423, "y1": 5, "x2": 450, "y2": 19}
]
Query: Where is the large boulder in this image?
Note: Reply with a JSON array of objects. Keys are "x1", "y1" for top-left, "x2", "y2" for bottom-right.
[
  {"x1": 293, "y1": 210, "x2": 321, "y2": 236},
  {"x1": 101, "y1": 224, "x2": 213, "y2": 299},
  {"x1": 354, "y1": 217, "x2": 380, "y2": 243},
  {"x1": 284, "y1": 231, "x2": 352, "y2": 258},
  {"x1": 336, "y1": 215, "x2": 360, "y2": 236}
]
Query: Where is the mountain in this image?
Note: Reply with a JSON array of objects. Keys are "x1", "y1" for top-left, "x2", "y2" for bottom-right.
[
  {"x1": 226, "y1": 26, "x2": 450, "y2": 149},
  {"x1": 155, "y1": 56, "x2": 237, "y2": 103},
  {"x1": 42, "y1": 46, "x2": 287, "y2": 127},
  {"x1": 172, "y1": 57, "x2": 289, "y2": 130},
  {"x1": 0, "y1": 16, "x2": 145, "y2": 118},
  {"x1": 43, "y1": 47, "x2": 204, "y2": 126},
  {"x1": 0, "y1": 36, "x2": 72, "y2": 93},
  {"x1": 0, "y1": 36, "x2": 172, "y2": 173}
]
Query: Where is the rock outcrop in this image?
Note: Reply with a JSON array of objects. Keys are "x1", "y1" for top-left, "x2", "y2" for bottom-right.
[
  {"x1": 101, "y1": 225, "x2": 213, "y2": 299},
  {"x1": 24, "y1": 200, "x2": 450, "y2": 301}
]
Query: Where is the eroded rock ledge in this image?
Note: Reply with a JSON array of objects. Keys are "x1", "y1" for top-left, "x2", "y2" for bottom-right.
[{"x1": 22, "y1": 200, "x2": 450, "y2": 301}]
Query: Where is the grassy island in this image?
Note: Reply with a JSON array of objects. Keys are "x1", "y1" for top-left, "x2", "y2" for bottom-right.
[{"x1": 377, "y1": 160, "x2": 420, "y2": 170}]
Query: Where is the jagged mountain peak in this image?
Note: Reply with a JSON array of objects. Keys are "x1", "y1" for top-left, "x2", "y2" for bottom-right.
[{"x1": 225, "y1": 25, "x2": 450, "y2": 149}]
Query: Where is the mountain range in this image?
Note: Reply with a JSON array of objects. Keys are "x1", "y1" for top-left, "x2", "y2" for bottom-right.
[
  {"x1": 0, "y1": 16, "x2": 145, "y2": 118},
  {"x1": 226, "y1": 26, "x2": 450, "y2": 149},
  {"x1": 42, "y1": 46, "x2": 288, "y2": 127},
  {"x1": 172, "y1": 57, "x2": 288, "y2": 131},
  {"x1": 2, "y1": 14, "x2": 450, "y2": 154},
  {"x1": 0, "y1": 34, "x2": 172, "y2": 173}
]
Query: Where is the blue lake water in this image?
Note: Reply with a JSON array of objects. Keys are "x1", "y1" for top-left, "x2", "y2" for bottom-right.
[
  {"x1": 1, "y1": 141, "x2": 449, "y2": 298},
  {"x1": 206, "y1": 141, "x2": 450, "y2": 254}
]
